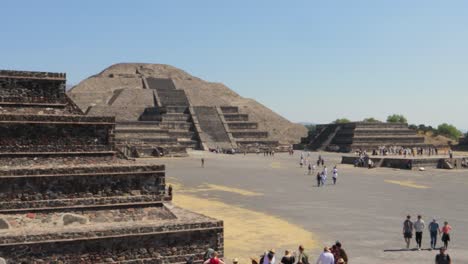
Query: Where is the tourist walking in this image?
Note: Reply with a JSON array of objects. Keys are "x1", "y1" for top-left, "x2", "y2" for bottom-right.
[
  {"x1": 308, "y1": 163, "x2": 312, "y2": 175},
  {"x1": 201, "y1": 158, "x2": 205, "y2": 168},
  {"x1": 435, "y1": 247, "x2": 451, "y2": 264},
  {"x1": 297, "y1": 245, "x2": 309, "y2": 264},
  {"x1": 334, "y1": 242, "x2": 348, "y2": 264},
  {"x1": 280, "y1": 250, "x2": 295, "y2": 264},
  {"x1": 403, "y1": 215, "x2": 414, "y2": 249},
  {"x1": 414, "y1": 215, "x2": 425, "y2": 250},
  {"x1": 203, "y1": 251, "x2": 225, "y2": 264},
  {"x1": 316, "y1": 172, "x2": 322, "y2": 187},
  {"x1": 316, "y1": 247, "x2": 334, "y2": 264},
  {"x1": 320, "y1": 171, "x2": 327, "y2": 186},
  {"x1": 332, "y1": 166, "x2": 338, "y2": 185},
  {"x1": 440, "y1": 221, "x2": 452, "y2": 249},
  {"x1": 261, "y1": 249, "x2": 276, "y2": 264},
  {"x1": 428, "y1": 219, "x2": 440, "y2": 249}
]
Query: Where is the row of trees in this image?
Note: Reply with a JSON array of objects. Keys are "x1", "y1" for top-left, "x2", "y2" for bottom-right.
[{"x1": 326, "y1": 114, "x2": 464, "y2": 140}]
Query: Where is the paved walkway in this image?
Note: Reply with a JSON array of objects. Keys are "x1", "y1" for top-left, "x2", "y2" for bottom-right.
[{"x1": 141, "y1": 151, "x2": 468, "y2": 263}]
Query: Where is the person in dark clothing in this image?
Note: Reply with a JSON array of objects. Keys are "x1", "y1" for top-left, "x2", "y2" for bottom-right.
[
  {"x1": 280, "y1": 250, "x2": 295, "y2": 264},
  {"x1": 316, "y1": 172, "x2": 322, "y2": 187},
  {"x1": 435, "y1": 247, "x2": 451, "y2": 264},
  {"x1": 335, "y1": 241, "x2": 348, "y2": 264}
]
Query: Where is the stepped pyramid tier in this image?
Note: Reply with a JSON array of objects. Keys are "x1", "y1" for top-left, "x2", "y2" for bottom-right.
[
  {"x1": 299, "y1": 122, "x2": 433, "y2": 152},
  {"x1": 68, "y1": 63, "x2": 306, "y2": 155},
  {"x1": 455, "y1": 136, "x2": 468, "y2": 151},
  {"x1": 0, "y1": 70, "x2": 223, "y2": 263}
]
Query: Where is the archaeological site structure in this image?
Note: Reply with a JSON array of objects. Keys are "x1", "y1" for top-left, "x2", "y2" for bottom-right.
[
  {"x1": 0, "y1": 70, "x2": 223, "y2": 263},
  {"x1": 299, "y1": 122, "x2": 433, "y2": 153},
  {"x1": 68, "y1": 63, "x2": 306, "y2": 157}
]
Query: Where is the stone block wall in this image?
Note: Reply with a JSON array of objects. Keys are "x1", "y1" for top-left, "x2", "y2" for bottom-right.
[{"x1": 0, "y1": 71, "x2": 66, "y2": 104}]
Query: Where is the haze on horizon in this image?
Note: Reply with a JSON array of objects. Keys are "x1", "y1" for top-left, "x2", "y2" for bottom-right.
[{"x1": 1, "y1": 1, "x2": 467, "y2": 131}]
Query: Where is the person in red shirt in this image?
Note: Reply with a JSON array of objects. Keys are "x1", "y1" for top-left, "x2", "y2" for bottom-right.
[
  {"x1": 440, "y1": 221, "x2": 452, "y2": 249},
  {"x1": 204, "y1": 252, "x2": 225, "y2": 264}
]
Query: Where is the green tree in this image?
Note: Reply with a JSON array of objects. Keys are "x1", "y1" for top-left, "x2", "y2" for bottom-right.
[
  {"x1": 386, "y1": 114, "x2": 408, "y2": 124},
  {"x1": 437, "y1": 123, "x2": 462, "y2": 140},
  {"x1": 363, "y1": 117, "x2": 380, "y2": 123},
  {"x1": 333, "y1": 118, "x2": 351, "y2": 124}
]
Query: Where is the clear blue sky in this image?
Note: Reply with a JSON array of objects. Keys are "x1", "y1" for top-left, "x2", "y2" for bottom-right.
[{"x1": 1, "y1": 1, "x2": 467, "y2": 130}]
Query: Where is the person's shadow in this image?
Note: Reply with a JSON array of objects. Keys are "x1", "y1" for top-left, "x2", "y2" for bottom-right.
[{"x1": 384, "y1": 248, "x2": 433, "y2": 252}]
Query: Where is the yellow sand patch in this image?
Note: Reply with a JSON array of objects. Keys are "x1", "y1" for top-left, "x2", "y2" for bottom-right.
[
  {"x1": 203, "y1": 184, "x2": 263, "y2": 197},
  {"x1": 384, "y1": 180, "x2": 430, "y2": 189},
  {"x1": 173, "y1": 194, "x2": 318, "y2": 262},
  {"x1": 270, "y1": 162, "x2": 282, "y2": 169}
]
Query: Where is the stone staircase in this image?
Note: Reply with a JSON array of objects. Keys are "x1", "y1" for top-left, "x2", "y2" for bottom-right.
[
  {"x1": 113, "y1": 78, "x2": 200, "y2": 157},
  {"x1": 303, "y1": 122, "x2": 429, "y2": 152},
  {"x1": 220, "y1": 106, "x2": 279, "y2": 151}
]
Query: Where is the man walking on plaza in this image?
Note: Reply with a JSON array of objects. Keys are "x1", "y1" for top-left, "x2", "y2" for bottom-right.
[
  {"x1": 403, "y1": 215, "x2": 414, "y2": 249},
  {"x1": 201, "y1": 158, "x2": 205, "y2": 168},
  {"x1": 428, "y1": 219, "x2": 440, "y2": 249},
  {"x1": 316, "y1": 247, "x2": 334, "y2": 264},
  {"x1": 414, "y1": 215, "x2": 425, "y2": 250},
  {"x1": 332, "y1": 166, "x2": 338, "y2": 185}
]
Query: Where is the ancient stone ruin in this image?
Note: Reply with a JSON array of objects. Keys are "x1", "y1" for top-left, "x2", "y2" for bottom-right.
[
  {"x1": 300, "y1": 122, "x2": 432, "y2": 152},
  {"x1": 68, "y1": 63, "x2": 307, "y2": 156},
  {"x1": 0, "y1": 70, "x2": 223, "y2": 263}
]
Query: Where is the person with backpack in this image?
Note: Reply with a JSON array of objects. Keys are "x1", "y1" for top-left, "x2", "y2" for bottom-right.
[
  {"x1": 203, "y1": 251, "x2": 225, "y2": 264},
  {"x1": 297, "y1": 245, "x2": 309, "y2": 264}
]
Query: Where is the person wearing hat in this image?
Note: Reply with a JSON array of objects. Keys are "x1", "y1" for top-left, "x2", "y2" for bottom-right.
[
  {"x1": 250, "y1": 257, "x2": 259, "y2": 264},
  {"x1": 337, "y1": 259, "x2": 346, "y2": 264}
]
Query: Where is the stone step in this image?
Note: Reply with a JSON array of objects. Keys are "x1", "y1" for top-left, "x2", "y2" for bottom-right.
[
  {"x1": 116, "y1": 136, "x2": 177, "y2": 144},
  {"x1": 227, "y1": 122, "x2": 258, "y2": 130},
  {"x1": 223, "y1": 113, "x2": 249, "y2": 121},
  {"x1": 220, "y1": 106, "x2": 239, "y2": 114},
  {"x1": 161, "y1": 113, "x2": 191, "y2": 122},
  {"x1": 231, "y1": 131, "x2": 268, "y2": 138},
  {"x1": 235, "y1": 139, "x2": 279, "y2": 145},
  {"x1": 165, "y1": 106, "x2": 188, "y2": 113}
]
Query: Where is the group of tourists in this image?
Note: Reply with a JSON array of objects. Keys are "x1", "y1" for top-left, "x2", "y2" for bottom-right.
[
  {"x1": 365, "y1": 146, "x2": 441, "y2": 157},
  {"x1": 402, "y1": 215, "x2": 453, "y2": 250},
  {"x1": 316, "y1": 166, "x2": 338, "y2": 186},
  {"x1": 257, "y1": 243, "x2": 347, "y2": 264},
  {"x1": 203, "y1": 242, "x2": 348, "y2": 264}
]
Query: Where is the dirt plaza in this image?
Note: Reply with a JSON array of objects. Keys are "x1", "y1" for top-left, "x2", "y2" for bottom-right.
[{"x1": 140, "y1": 151, "x2": 468, "y2": 264}]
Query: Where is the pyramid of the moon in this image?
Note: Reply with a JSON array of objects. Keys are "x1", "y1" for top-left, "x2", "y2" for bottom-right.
[
  {"x1": 0, "y1": 69, "x2": 223, "y2": 263},
  {"x1": 68, "y1": 63, "x2": 307, "y2": 157}
]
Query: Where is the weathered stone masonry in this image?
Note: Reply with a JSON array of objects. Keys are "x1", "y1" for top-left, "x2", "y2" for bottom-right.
[{"x1": 0, "y1": 70, "x2": 223, "y2": 263}]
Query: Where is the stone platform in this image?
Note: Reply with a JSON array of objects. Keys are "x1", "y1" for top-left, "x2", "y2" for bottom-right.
[
  {"x1": 0, "y1": 70, "x2": 223, "y2": 263},
  {"x1": 341, "y1": 155, "x2": 468, "y2": 169}
]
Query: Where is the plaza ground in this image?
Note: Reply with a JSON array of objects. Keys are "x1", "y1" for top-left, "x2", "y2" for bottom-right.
[{"x1": 140, "y1": 151, "x2": 468, "y2": 264}]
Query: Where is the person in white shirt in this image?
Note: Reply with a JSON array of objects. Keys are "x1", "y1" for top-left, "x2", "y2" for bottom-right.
[
  {"x1": 332, "y1": 166, "x2": 338, "y2": 185},
  {"x1": 316, "y1": 247, "x2": 334, "y2": 264},
  {"x1": 414, "y1": 215, "x2": 425, "y2": 250}
]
